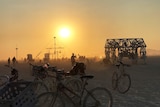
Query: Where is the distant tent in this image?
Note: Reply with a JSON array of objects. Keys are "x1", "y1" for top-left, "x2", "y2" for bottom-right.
[{"x1": 27, "y1": 54, "x2": 34, "y2": 62}]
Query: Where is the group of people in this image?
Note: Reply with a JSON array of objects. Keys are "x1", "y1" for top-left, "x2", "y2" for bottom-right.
[
  {"x1": 7, "y1": 53, "x2": 78, "y2": 67},
  {"x1": 7, "y1": 57, "x2": 17, "y2": 66}
]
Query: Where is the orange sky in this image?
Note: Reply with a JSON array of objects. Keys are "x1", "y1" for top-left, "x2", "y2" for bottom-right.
[{"x1": 1, "y1": 0, "x2": 160, "y2": 60}]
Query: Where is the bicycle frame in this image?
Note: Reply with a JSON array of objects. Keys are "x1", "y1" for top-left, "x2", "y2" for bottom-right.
[
  {"x1": 116, "y1": 61, "x2": 129, "y2": 78},
  {"x1": 113, "y1": 61, "x2": 131, "y2": 94},
  {"x1": 52, "y1": 76, "x2": 99, "y2": 107},
  {"x1": 33, "y1": 65, "x2": 106, "y2": 106}
]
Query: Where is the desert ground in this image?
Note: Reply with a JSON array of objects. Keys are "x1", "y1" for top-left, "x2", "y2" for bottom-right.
[{"x1": 0, "y1": 56, "x2": 160, "y2": 107}]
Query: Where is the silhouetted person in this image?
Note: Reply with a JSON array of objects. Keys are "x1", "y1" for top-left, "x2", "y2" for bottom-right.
[
  {"x1": 69, "y1": 62, "x2": 86, "y2": 75},
  {"x1": 8, "y1": 57, "x2": 11, "y2": 66},
  {"x1": 71, "y1": 53, "x2": 76, "y2": 66},
  {"x1": 12, "y1": 57, "x2": 16, "y2": 66}
]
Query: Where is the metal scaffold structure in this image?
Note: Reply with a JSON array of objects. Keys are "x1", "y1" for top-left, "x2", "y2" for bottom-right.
[{"x1": 104, "y1": 38, "x2": 147, "y2": 64}]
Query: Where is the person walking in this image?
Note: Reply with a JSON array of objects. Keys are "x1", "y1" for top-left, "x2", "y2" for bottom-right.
[
  {"x1": 8, "y1": 57, "x2": 11, "y2": 66},
  {"x1": 12, "y1": 57, "x2": 16, "y2": 66}
]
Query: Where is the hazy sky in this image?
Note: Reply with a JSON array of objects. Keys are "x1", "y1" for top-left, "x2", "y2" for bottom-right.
[{"x1": 1, "y1": 0, "x2": 160, "y2": 60}]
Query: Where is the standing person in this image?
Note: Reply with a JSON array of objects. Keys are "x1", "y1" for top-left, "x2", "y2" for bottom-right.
[
  {"x1": 71, "y1": 53, "x2": 76, "y2": 66},
  {"x1": 8, "y1": 57, "x2": 11, "y2": 66},
  {"x1": 12, "y1": 56, "x2": 16, "y2": 66}
]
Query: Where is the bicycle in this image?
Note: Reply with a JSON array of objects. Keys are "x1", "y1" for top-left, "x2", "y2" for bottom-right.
[
  {"x1": 30, "y1": 62, "x2": 86, "y2": 92},
  {"x1": 47, "y1": 66, "x2": 83, "y2": 93},
  {"x1": 0, "y1": 65, "x2": 19, "y2": 89},
  {"x1": 0, "y1": 64, "x2": 48, "y2": 97},
  {"x1": 112, "y1": 61, "x2": 131, "y2": 94},
  {"x1": 36, "y1": 67, "x2": 113, "y2": 107},
  {"x1": 29, "y1": 63, "x2": 58, "y2": 93}
]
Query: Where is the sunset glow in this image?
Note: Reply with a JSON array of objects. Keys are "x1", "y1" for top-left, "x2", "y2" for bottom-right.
[
  {"x1": 0, "y1": 0, "x2": 160, "y2": 60},
  {"x1": 59, "y1": 28, "x2": 70, "y2": 38}
]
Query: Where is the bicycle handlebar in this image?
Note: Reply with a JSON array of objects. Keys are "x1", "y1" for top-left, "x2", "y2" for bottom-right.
[
  {"x1": 29, "y1": 63, "x2": 33, "y2": 66},
  {"x1": 116, "y1": 61, "x2": 131, "y2": 67}
]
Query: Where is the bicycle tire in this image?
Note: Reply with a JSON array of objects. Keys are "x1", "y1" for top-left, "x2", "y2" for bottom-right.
[
  {"x1": 117, "y1": 73, "x2": 131, "y2": 94},
  {"x1": 112, "y1": 71, "x2": 118, "y2": 90},
  {"x1": 83, "y1": 87, "x2": 113, "y2": 107},
  {"x1": 35, "y1": 92, "x2": 65, "y2": 107}
]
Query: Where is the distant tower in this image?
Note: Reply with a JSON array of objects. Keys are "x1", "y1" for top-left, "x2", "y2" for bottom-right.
[
  {"x1": 54, "y1": 36, "x2": 56, "y2": 59},
  {"x1": 16, "y1": 46, "x2": 18, "y2": 60}
]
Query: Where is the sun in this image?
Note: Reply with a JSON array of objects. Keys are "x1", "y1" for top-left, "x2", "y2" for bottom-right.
[{"x1": 59, "y1": 28, "x2": 70, "y2": 38}]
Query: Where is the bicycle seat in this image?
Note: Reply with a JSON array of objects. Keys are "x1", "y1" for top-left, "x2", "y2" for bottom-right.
[
  {"x1": 48, "y1": 66, "x2": 57, "y2": 71},
  {"x1": 115, "y1": 64, "x2": 120, "y2": 67},
  {"x1": 80, "y1": 75, "x2": 94, "y2": 79},
  {"x1": 116, "y1": 61, "x2": 130, "y2": 67}
]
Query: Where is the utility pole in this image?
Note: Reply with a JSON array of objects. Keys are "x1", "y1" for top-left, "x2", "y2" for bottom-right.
[
  {"x1": 53, "y1": 36, "x2": 64, "y2": 59},
  {"x1": 16, "y1": 46, "x2": 18, "y2": 60}
]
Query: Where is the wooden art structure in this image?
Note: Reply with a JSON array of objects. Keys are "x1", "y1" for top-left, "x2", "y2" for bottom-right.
[{"x1": 104, "y1": 38, "x2": 147, "y2": 64}]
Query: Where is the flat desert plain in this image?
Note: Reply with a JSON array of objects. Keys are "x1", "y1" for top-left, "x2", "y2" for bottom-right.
[{"x1": 0, "y1": 56, "x2": 160, "y2": 107}]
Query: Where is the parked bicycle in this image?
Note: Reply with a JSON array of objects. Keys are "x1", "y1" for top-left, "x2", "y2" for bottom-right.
[
  {"x1": 36, "y1": 67, "x2": 113, "y2": 107},
  {"x1": 29, "y1": 63, "x2": 50, "y2": 78},
  {"x1": 112, "y1": 61, "x2": 131, "y2": 94},
  {"x1": 29, "y1": 62, "x2": 86, "y2": 91},
  {"x1": 0, "y1": 65, "x2": 19, "y2": 88},
  {"x1": 29, "y1": 63, "x2": 57, "y2": 92}
]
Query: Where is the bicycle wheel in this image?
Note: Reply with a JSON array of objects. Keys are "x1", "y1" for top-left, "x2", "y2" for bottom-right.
[
  {"x1": 112, "y1": 71, "x2": 118, "y2": 90},
  {"x1": 0, "y1": 75, "x2": 9, "y2": 88},
  {"x1": 117, "y1": 73, "x2": 131, "y2": 94},
  {"x1": 35, "y1": 92, "x2": 65, "y2": 107},
  {"x1": 83, "y1": 87, "x2": 113, "y2": 107}
]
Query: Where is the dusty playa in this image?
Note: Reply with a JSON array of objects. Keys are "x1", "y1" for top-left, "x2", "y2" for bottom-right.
[{"x1": 0, "y1": 56, "x2": 160, "y2": 107}]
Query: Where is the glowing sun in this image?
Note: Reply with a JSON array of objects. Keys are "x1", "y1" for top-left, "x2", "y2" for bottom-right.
[{"x1": 59, "y1": 28, "x2": 70, "y2": 38}]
